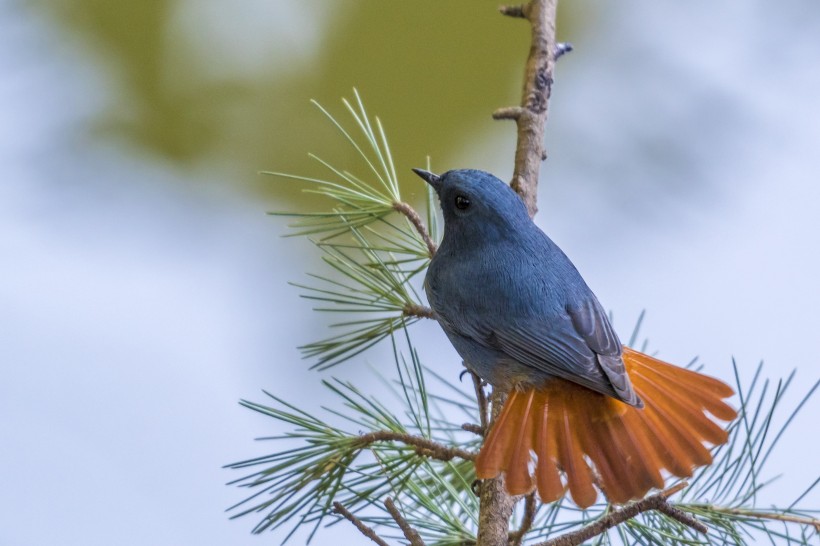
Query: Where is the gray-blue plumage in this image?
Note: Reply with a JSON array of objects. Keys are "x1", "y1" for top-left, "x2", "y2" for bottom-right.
[{"x1": 418, "y1": 168, "x2": 641, "y2": 407}]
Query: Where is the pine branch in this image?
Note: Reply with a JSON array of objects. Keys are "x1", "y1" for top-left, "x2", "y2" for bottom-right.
[
  {"x1": 534, "y1": 483, "x2": 706, "y2": 546},
  {"x1": 356, "y1": 431, "x2": 475, "y2": 462},
  {"x1": 393, "y1": 201, "x2": 437, "y2": 257},
  {"x1": 476, "y1": 390, "x2": 516, "y2": 546},
  {"x1": 265, "y1": 92, "x2": 439, "y2": 369},
  {"x1": 475, "y1": 2, "x2": 561, "y2": 543}
]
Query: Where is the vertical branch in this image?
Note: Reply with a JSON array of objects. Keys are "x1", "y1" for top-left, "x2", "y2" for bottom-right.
[
  {"x1": 495, "y1": 0, "x2": 559, "y2": 218},
  {"x1": 476, "y1": 2, "x2": 559, "y2": 544},
  {"x1": 510, "y1": 492, "x2": 538, "y2": 546}
]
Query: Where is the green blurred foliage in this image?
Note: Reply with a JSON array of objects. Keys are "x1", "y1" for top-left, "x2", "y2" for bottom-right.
[{"x1": 32, "y1": 1, "x2": 579, "y2": 203}]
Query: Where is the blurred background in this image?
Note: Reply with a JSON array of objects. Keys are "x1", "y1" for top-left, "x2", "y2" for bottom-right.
[{"x1": 2, "y1": 1, "x2": 818, "y2": 544}]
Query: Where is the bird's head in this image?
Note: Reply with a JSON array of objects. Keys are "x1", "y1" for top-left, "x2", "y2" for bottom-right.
[{"x1": 412, "y1": 168, "x2": 530, "y2": 241}]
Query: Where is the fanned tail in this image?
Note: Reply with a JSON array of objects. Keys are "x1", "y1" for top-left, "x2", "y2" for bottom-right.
[{"x1": 474, "y1": 347, "x2": 737, "y2": 507}]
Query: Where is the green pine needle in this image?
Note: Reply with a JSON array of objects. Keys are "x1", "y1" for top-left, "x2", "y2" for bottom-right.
[{"x1": 264, "y1": 91, "x2": 435, "y2": 369}]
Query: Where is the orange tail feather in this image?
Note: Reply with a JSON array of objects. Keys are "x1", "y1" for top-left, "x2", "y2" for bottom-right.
[
  {"x1": 533, "y1": 390, "x2": 564, "y2": 501},
  {"x1": 506, "y1": 389, "x2": 536, "y2": 495},
  {"x1": 474, "y1": 346, "x2": 737, "y2": 508}
]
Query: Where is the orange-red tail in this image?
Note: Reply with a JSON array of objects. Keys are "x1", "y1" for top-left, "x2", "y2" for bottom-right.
[{"x1": 474, "y1": 347, "x2": 737, "y2": 508}]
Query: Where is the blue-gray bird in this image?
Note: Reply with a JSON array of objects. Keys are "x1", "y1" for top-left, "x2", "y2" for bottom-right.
[{"x1": 414, "y1": 168, "x2": 736, "y2": 507}]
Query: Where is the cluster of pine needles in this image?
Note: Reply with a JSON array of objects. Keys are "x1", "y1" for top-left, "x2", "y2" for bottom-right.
[{"x1": 226, "y1": 91, "x2": 820, "y2": 545}]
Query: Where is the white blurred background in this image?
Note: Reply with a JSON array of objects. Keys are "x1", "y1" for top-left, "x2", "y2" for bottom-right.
[{"x1": 1, "y1": 1, "x2": 818, "y2": 544}]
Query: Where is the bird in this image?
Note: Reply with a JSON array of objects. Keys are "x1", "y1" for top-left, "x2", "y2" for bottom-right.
[{"x1": 412, "y1": 167, "x2": 737, "y2": 508}]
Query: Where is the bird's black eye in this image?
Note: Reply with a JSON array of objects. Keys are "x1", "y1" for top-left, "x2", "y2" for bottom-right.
[{"x1": 455, "y1": 194, "x2": 471, "y2": 210}]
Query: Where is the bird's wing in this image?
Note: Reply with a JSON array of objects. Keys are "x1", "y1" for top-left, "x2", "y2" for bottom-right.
[
  {"x1": 425, "y1": 232, "x2": 639, "y2": 406},
  {"x1": 463, "y1": 295, "x2": 640, "y2": 406},
  {"x1": 564, "y1": 296, "x2": 638, "y2": 405}
]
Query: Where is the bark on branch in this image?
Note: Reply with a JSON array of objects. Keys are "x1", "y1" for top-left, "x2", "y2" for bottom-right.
[
  {"x1": 333, "y1": 502, "x2": 390, "y2": 546},
  {"x1": 496, "y1": 0, "x2": 559, "y2": 217},
  {"x1": 476, "y1": 390, "x2": 516, "y2": 546},
  {"x1": 476, "y1": 3, "x2": 559, "y2": 545},
  {"x1": 356, "y1": 430, "x2": 476, "y2": 462},
  {"x1": 393, "y1": 201, "x2": 437, "y2": 257},
  {"x1": 403, "y1": 303, "x2": 435, "y2": 320},
  {"x1": 385, "y1": 497, "x2": 426, "y2": 546}
]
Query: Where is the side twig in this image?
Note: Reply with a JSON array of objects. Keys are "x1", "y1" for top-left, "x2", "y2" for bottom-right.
[
  {"x1": 471, "y1": 371, "x2": 489, "y2": 434},
  {"x1": 500, "y1": 4, "x2": 527, "y2": 18},
  {"x1": 462, "y1": 423, "x2": 484, "y2": 436},
  {"x1": 510, "y1": 492, "x2": 539, "y2": 546},
  {"x1": 393, "y1": 201, "x2": 437, "y2": 257},
  {"x1": 385, "y1": 497, "x2": 426, "y2": 546},
  {"x1": 534, "y1": 483, "x2": 707, "y2": 546},
  {"x1": 694, "y1": 505, "x2": 820, "y2": 532},
  {"x1": 403, "y1": 303, "x2": 435, "y2": 320},
  {"x1": 356, "y1": 430, "x2": 475, "y2": 462},
  {"x1": 495, "y1": 0, "x2": 559, "y2": 217},
  {"x1": 333, "y1": 502, "x2": 390, "y2": 546}
]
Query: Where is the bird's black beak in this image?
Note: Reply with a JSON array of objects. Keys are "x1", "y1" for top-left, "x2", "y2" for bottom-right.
[{"x1": 412, "y1": 168, "x2": 441, "y2": 191}]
